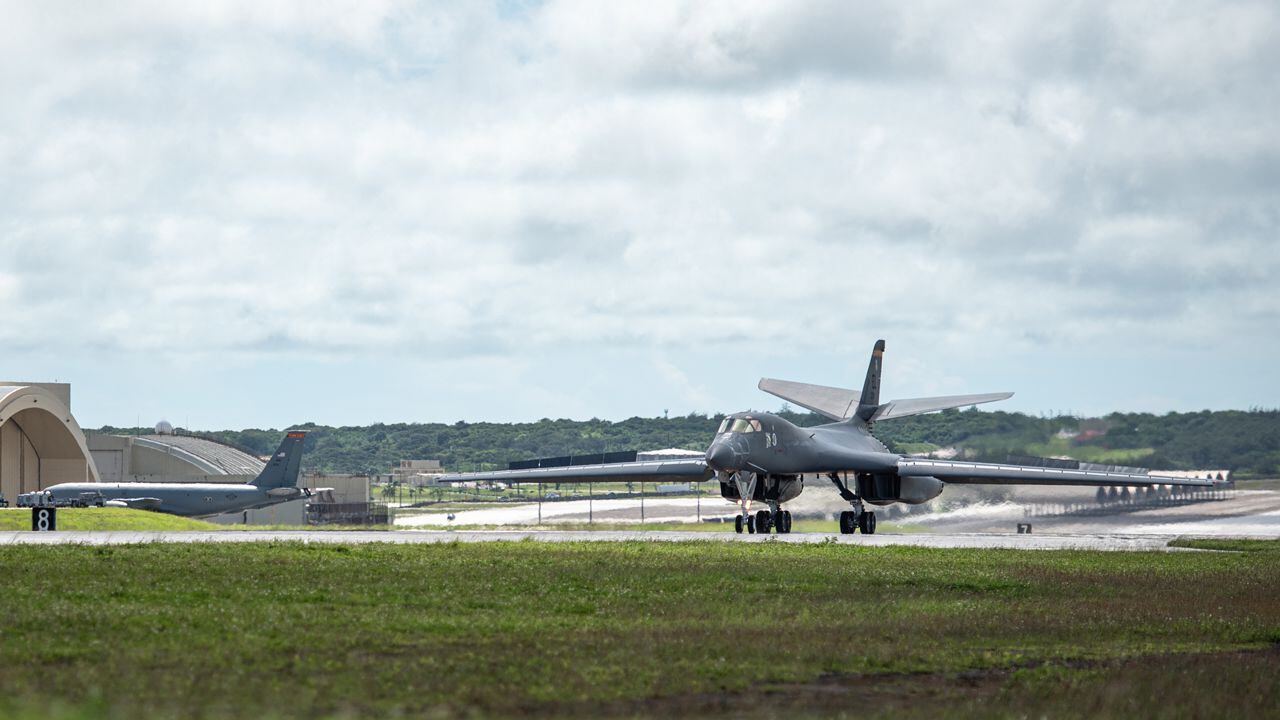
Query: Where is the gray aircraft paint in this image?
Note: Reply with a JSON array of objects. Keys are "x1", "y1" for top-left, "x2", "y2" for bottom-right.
[
  {"x1": 34, "y1": 432, "x2": 308, "y2": 518},
  {"x1": 440, "y1": 341, "x2": 1214, "y2": 531}
]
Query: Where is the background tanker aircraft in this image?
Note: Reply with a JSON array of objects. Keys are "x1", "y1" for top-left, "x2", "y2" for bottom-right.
[
  {"x1": 441, "y1": 341, "x2": 1213, "y2": 534},
  {"x1": 23, "y1": 432, "x2": 311, "y2": 518}
]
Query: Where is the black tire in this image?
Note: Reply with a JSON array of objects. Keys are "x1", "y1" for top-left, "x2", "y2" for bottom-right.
[
  {"x1": 859, "y1": 511, "x2": 877, "y2": 535},
  {"x1": 783, "y1": 510, "x2": 793, "y2": 534},
  {"x1": 756, "y1": 510, "x2": 772, "y2": 534},
  {"x1": 839, "y1": 510, "x2": 856, "y2": 534},
  {"x1": 746, "y1": 514, "x2": 756, "y2": 534},
  {"x1": 735, "y1": 514, "x2": 744, "y2": 534}
]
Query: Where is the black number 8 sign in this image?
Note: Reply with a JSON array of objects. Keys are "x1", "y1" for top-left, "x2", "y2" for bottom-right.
[{"x1": 31, "y1": 507, "x2": 57, "y2": 532}]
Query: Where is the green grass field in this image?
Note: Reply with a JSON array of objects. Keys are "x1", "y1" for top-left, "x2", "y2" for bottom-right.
[
  {"x1": 0, "y1": 508, "x2": 217, "y2": 531},
  {"x1": 0, "y1": 540, "x2": 1277, "y2": 718}
]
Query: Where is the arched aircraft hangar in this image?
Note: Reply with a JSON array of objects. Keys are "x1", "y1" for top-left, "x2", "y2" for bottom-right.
[{"x1": 0, "y1": 382, "x2": 99, "y2": 499}]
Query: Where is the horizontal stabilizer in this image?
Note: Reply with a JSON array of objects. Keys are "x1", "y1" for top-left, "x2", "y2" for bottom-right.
[
  {"x1": 265, "y1": 487, "x2": 305, "y2": 498},
  {"x1": 871, "y1": 392, "x2": 1013, "y2": 421},
  {"x1": 758, "y1": 379, "x2": 1010, "y2": 423},
  {"x1": 757, "y1": 378, "x2": 860, "y2": 421}
]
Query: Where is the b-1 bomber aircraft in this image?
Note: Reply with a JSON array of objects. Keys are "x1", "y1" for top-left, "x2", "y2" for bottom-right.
[
  {"x1": 20, "y1": 432, "x2": 313, "y2": 518},
  {"x1": 440, "y1": 341, "x2": 1212, "y2": 534}
]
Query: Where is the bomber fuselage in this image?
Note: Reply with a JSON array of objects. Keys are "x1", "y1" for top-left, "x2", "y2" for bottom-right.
[
  {"x1": 703, "y1": 412, "x2": 906, "y2": 505},
  {"x1": 704, "y1": 411, "x2": 899, "y2": 476}
]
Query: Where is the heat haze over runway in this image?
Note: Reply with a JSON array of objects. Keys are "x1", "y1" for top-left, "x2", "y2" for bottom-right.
[{"x1": 0, "y1": 529, "x2": 1264, "y2": 552}]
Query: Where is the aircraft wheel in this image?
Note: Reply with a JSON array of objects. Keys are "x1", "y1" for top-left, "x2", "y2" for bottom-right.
[
  {"x1": 859, "y1": 511, "x2": 877, "y2": 535},
  {"x1": 746, "y1": 514, "x2": 756, "y2": 534},
  {"x1": 756, "y1": 510, "x2": 772, "y2": 534},
  {"x1": 839, "y1": 510, "x2": 857, "y2": 534},
  {"x1": 735, "y1": 515, "x2": 744, "y2": 534},
  {"x1": 779, "y1": 511, "x2": 792, "y2": 534}
]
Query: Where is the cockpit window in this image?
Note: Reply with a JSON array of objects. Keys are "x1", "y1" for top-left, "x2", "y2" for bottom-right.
[{"x1": 718, "y1": 416, "x2": 763, "y2": 434}]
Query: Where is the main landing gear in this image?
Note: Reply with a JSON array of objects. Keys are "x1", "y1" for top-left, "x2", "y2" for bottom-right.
[
  {"x1": 828, "y1": 472, "x2": 877, "y2": 535},
  {"x1": 837, "y1": 509, "x2": 876, "y2": 534},
  {"x1": 734, "y1": 507, "x2": 793, "y2": 534}
]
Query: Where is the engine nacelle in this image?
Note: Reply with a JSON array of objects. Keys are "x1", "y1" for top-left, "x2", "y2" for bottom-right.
[
  {"x1": 898, "y1": 475, "x2": 944, "y2": 504},
  {"x1": 856, "y1": 473, "x2": 944, "y2": 505}
]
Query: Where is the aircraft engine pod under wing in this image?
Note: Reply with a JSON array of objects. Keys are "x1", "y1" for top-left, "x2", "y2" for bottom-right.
[
  {"x1": 438, "y1": 459, "x2": 713, "y2": 485},
  {"x1": 438, "y1": 338, "x2": 1227, "y2": 537},
  {"x1": 103, "y1": 497, "x2": 164, "y2": 510}
]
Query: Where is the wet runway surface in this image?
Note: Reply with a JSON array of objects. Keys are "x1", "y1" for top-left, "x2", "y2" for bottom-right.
[{"x1": 0, "y1": 529, "x2": 1244, "y2": 551}]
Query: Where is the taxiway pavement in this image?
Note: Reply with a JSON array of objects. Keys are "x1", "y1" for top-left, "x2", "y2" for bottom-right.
[{"x1": 0, "y1": 529, "x2": 1241, "y2": 551}]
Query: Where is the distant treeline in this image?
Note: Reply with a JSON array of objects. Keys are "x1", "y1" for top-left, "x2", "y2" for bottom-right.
[{"x1": 94, "y1": 408, "x2": 1280, "y2": 478}]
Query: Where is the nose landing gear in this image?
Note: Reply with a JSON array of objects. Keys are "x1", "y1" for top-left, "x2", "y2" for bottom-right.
[
  {"x1": 731, "y1": 472, "x2": 758, "y2": 534},
  {"x1": 729, "y1": 473, "x2": 794, "y2": 534}
]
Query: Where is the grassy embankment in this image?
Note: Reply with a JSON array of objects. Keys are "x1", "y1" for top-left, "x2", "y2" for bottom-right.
[
  {"x1": 0, "y1": 540, "x2": 1277, "y2": 718},
  {"x1": 0, "y1": 509, "x2": 387, "y2": 533},
  {"x1": 0, "y1": 507, "x2": 216, "y2": 531}
]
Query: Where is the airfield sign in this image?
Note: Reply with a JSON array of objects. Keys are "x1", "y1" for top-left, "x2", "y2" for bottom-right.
[{"x1": 31, "y1": 506, "x2": 56, "y2": 531}]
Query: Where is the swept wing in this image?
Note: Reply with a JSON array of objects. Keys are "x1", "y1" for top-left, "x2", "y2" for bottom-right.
[
  {"x1": 897, "y1": 458, "x2": 1214, "y2": 487},
  {"x1": 438, "y1": 459, "x2": 712, "y2": 485}
]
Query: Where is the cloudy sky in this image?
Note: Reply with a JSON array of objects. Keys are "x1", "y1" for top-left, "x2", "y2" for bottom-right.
[{"x1": 2, "y1": 0, "x2": 1277, "y2": 429}]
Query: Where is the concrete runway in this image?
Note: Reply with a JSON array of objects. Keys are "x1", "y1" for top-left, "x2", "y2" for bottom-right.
[{"x1": 0, "y1": 529, "x2": 1231, "y2": 551}]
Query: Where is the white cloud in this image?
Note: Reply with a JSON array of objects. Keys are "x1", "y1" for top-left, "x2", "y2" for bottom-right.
[{"x1": 1, "y1": 0, "x2": 1277, "y2": 422}]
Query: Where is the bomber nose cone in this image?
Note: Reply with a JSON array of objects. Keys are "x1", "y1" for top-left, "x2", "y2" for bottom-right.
[{"x1": 706, "y1": 442, "x2": 739, "y2": 472}]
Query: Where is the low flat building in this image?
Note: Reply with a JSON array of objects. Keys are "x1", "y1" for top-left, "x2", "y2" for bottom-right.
[
  {"x1": 394, "y1": 459, "x2": 444, "y2": 486},
  {"x1": 300, "y1": 473, "x2": 371, "y2": 504},
  {"x1": 205, "y1": 473, "x2": 373, "y2": 527}
]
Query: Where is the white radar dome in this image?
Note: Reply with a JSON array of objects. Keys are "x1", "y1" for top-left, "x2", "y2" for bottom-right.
[{"x1": 155, "y1": 420, "x2": 174, "y2": 435}]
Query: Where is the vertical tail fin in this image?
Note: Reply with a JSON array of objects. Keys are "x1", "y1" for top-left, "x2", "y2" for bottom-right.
[
  {"x1": 252, "y1": 431, "x2": 306, "y2": 489},
  {"x1": 854, "y1": 339, "x2": 885, "y2": 421}
]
